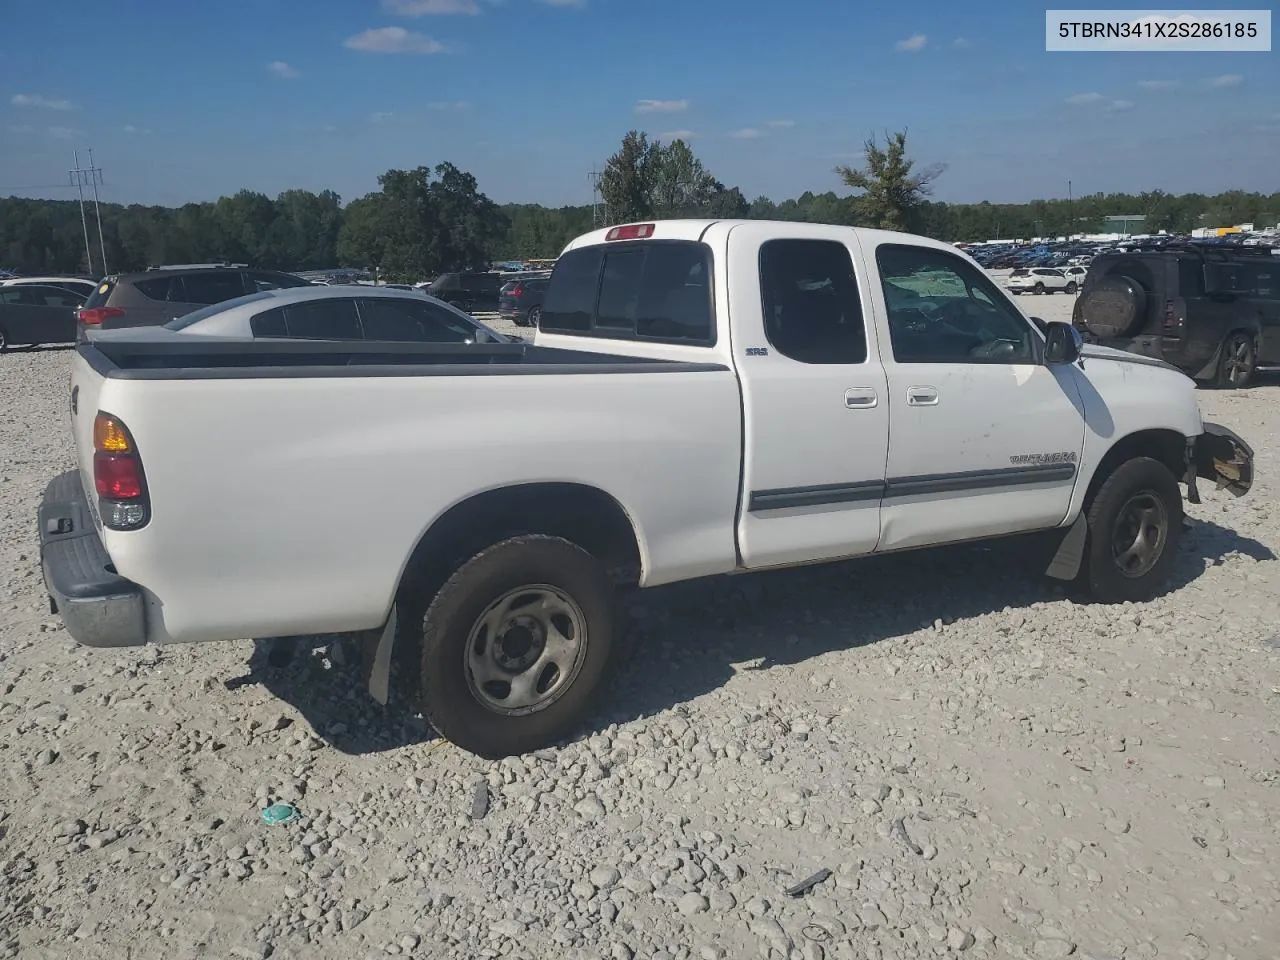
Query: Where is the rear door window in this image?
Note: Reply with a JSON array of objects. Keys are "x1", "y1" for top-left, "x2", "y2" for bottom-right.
[
  {"x1": 133, "y1": 276, "x2": 179, "y2": 301},
  {"x1": 177, "y1": 272, "x2": 249, "y2": 305},
  {"x1": 359, "y1": 298, "x2": 479, "y2": 342},
  {"x1": 250, "y1": 306, "x2": 288, "y2": 337},
  {"x1": 283, "y1": 298, "x2": 363, "y2": 339}
]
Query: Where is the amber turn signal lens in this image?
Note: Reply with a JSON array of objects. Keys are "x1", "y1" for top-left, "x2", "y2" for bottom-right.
[{"x1": 94, "y1": 414, "x2": 132, "y2": 453}]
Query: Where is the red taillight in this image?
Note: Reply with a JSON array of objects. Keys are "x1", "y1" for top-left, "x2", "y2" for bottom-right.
[
  {"x1": 92, "y1": 413, "x2": 149, "y2": 529},
  {"x1": 605, "y1": 223, "x2": 655, "y2": 241},
  {"x1": 78, "y1": 306, "x2": 125, "y2": 326},
  {"x1": 509, "y1": 283, "x2": 524, "y2": 297},
  {"x1": 94, "y1": 454, "x2": 142, "y2": 498}
]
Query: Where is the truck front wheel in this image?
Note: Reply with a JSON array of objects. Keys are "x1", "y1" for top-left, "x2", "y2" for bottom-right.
[
  {"x1": 1078, "y1": 457, "x2": 1183, "y2": 603},
  {"x1": 414, "y1": 535, "x2": 619, "y2": 758}
]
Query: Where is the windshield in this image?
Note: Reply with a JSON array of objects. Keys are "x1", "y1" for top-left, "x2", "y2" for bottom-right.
[{"x1": 165, "y1": 290, "x2": 276, "y2": 330}]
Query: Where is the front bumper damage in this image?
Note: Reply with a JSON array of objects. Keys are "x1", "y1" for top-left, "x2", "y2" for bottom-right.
[{"x1": 1185, "y1": 421, "x2": 1254, "y2": 503}]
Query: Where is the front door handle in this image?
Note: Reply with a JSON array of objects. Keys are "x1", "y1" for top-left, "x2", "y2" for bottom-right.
[
  {"x1": 844, "y1": 387, "x2": 878, "y2": 409},
  {"x1": 906, "y1": 385, "x2": 939, "y2": 406}
]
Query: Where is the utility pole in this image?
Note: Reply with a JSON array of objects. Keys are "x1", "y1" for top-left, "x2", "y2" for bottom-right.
[
  {"x1": 69, "y1": 150, "x2": 94, "y2": 275},
  {"x1": 589, "y1": 165, "x2": 604, "y2": 228},
  {"x1": 88, "y1": 148, "x2": 108, "y2": 275},
  {"x1": 1067, "y1": 179, "x2": 1073, "y2": 239},
  {"x1": 69, "y1": 149, "x2": 108, "y2": 276}
]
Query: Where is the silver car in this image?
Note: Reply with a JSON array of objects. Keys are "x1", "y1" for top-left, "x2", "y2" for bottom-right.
[{"x1": 86, "y1": 285, "x2": 510, "y2": 344}]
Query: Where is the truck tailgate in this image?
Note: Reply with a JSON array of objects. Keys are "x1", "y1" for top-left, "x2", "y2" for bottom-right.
[{"x1": 69, "y1": 348, "x2": 108, "y2": 515}]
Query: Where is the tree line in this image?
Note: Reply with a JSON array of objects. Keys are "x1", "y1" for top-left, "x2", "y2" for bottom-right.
[{"x1": 2, "y1": 130, "x2": 1276, "y2": 282}]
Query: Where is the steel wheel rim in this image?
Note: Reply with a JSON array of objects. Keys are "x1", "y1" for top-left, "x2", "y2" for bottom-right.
[
  {"x1": 1111, "y1": 491, "x2": 1168, "y2": 578},
  {"x1": 528, "y1": 307, "x2": 540, "y2": 327},
  {"x1": 1225, "y1": 338, "x2": 1252, "y2": 386},
  {"x1": 464, "y1": 584, "x2": 588, "y2": 716}
]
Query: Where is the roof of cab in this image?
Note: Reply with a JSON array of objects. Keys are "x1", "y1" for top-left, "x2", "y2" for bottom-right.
[{"x1": 560, "y1": 219, "x2": 969, "y2": 259}]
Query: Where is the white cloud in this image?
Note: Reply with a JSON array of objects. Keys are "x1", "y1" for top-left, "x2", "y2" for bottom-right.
[
  {"x1": 344, "y1": 27, "x2": 447, "y2": 54},
  {"x1": 657, "y1": 130, "x2": 698, "y2": 141},
  {"x1": 370, "y1": 111, "x2": 395, "y2": 122},
  {"x1": 952, "y1": 37, "x2": 970, "y2": 48},
  {"x1": 1106, "y1": 99, "x2": 1135, "y2": 112},
  {"x1": 727, "y1": 127, "x2": 762, "y2": 139},
  {"x1": 1065, "y1": 92, "x2": 1107, "y2": 105},
  {"x1": 11, "y1": 93, "x2": 74, "y2": 110},
  {"x1": 382, "y1": 0, "x2": 480, "y2": 13},
  {"x1": 47, "y1": 126, "x2": 83, "y2": 139},
  {"x1": 268, "y1": 61, "x2": 301, "y2": 79},
  {"x1": 1206, "y1": 73, "x2": 1243, "y2": 89},
  {"x1": 1137, "y1": 80, "x2": 1179, "y2": 91},
  {"x1": 767, "y1": 119, "x2": 795, "y2": 128},
  {"x1": 895, "y1": 34, "x2": 927, "y2": 52},
  {"x1": 123, "y1": 124, "x2": 137, "y2": 133},
  {"x1": 427, "y1": 100, "x2": 470, "y2": 110},
  {"x1": 635, "y1": 98, "x2": 689, "y2": 114}
]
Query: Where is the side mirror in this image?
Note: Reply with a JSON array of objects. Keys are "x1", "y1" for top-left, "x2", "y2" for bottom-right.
[{"x1": 1044, "y1": 321, "x2": 1083, "y2": 365}]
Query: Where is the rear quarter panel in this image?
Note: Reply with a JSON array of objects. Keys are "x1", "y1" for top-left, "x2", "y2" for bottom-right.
[{"x1": 95, "y1": 367, "x2": 743, "y2": 644}]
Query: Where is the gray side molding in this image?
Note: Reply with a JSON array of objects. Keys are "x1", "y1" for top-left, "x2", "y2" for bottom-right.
[{"x1": 1045, "y1": 513, "x2": 1088, "y2": 581}]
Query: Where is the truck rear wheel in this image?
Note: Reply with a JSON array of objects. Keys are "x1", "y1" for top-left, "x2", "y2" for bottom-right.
[
  {"x1": 1077, "y1": 457, "x2": 1182, "y2": 603},
  {"x1": 414, "y1": 535, "x2": 619, "y2": 758},
  {"x1": 1214, "y1": 332, "x2": 1255, "y2": 389}
]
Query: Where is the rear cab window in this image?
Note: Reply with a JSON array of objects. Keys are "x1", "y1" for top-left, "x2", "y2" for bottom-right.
[{"x1": 540, "y1": 240, "x2": 715, "y2": 345}]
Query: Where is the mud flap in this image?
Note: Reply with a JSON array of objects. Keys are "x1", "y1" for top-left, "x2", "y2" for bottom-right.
[
  {"x1": 361, "y1": 604, "x2": 397, "y2": 706},
  {"x1": 1194, "y1": 422, "x2": 1254, "y2": 498},
  {"x1": 1044, "y1": 512, "x2": 1088, "y2": 581}
]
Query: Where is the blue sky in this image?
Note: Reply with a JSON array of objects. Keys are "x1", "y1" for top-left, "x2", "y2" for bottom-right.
[{"x1": 1, "y1": 0, "x2": 1276, "y2": 209}]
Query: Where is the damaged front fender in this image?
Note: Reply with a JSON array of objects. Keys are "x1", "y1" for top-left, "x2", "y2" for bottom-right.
[{"x1": 1192, "y1": 422, "x2": 1254, "y2": 499}]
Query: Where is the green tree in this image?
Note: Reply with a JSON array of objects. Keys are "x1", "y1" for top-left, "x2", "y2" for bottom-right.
[
  {"x1": 834, "y1": 130, "x2": 946, "y2": 232},
  {"x1": 600, "y1": 130, "x2": 660, "y2": 225}
]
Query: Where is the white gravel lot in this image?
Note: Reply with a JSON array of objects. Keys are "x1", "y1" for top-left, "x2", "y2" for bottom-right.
[{"x1": 1, "y1": 319, "x2": 1277, "y2": 960}]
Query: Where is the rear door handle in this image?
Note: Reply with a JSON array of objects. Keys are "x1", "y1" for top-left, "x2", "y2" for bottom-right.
[
  {"x1": 906, "y1": 385, "x2": 939, "y2": 406},
  {"x1": 844, "y1": 387, "x2": 878, "y2": 409}
]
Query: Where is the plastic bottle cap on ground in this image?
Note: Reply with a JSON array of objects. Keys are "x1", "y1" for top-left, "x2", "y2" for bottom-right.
[{"x1": 261, "y1": 802, "x2": 300, "y2": 825}]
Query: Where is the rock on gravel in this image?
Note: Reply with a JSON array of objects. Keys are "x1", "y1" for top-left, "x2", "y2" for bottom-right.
[{"x1": 1, "y1": 345, "x2": 1278, "y2": 960}]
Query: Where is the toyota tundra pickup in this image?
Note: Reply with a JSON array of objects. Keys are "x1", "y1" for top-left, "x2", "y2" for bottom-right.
[{"x1": 38, "y1": 220, "x2": 1255, "y2": 758}]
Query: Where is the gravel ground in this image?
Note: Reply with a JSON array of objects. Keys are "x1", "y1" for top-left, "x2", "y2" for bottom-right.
[{"x1": 1, "y1": 326, "x2": 1277, "y2": 960}]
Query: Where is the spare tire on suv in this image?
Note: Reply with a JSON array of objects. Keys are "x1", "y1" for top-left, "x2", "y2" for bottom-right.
[{"x1": 1077, "y1": 274, "x2": 1147, "y2": 339}]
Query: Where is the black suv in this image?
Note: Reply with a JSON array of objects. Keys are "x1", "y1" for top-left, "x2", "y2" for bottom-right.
[
  {"x1": 1072, "y1": 242, "x2": 1280, "y2": 387},
  {"x1": 498, "y1": 276, "x2": 550, "y2": 326},
  {"x1": 424, "y1": 272, "x2": 505, "y2": 313},
  {"x1": 77, "y1": 266, "x2": 311, "y2": 338}
]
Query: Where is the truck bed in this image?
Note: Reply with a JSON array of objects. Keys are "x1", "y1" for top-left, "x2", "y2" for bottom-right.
[{"x1": 81, "y1": 338, "x2": 729, "y2": 379}]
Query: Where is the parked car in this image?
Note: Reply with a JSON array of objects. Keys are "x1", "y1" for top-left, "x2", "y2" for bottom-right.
[
  {"x1": 1006, "y1": 267, "x2": 1076, "y2": 295},
  {"x1": 0, "y1": 283, "x2": 86, "y2": 350},
  {"x1": 498, "y1": 276, "x2": 550, "y2": 326},
  {"x1": 424, "y1": 272, "x2": 506, "y2": 313},
  {"x1": 141, "y1": 286, "x2": 510, "y2": 343},
  {"x1": 1063, "y1": 266, "x2": 1088, "y2": 284},
  {"x1": 1073, "y1": 242, "x2": 1280, "y2": 387},
  {"x1": 76, "y1": 266, "x2": 312, "y2": 339},
  {"x1": 40, "y1": 219, "x2": 1253, "y2": 758},
  {"x1": 1, "y1": 275, "x2": 98, "y2": 298}
]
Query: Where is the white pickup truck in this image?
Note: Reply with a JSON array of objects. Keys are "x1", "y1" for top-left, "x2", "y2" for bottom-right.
[{"x1": 39, "y1": 219, "x2": 1255, "y2": 758}]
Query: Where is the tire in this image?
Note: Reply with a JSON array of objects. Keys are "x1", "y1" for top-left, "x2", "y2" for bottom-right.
[
  {"x1": 1034, "y1": 282, "x2": 1045, "y2": 295},
  {"x1": 1065, "y1": 281, "x2": 1078, "y2": 295},
  {"x1": 1079, "y1": 274, "x2": 1146, "y2": 338},
  {"x1": 527, "y1": 306, "x2": 542, "y2": 329},
  {"x1": 413, "y1": 535, "x2": 619, "y2": 758},
  {"x1": 1214, "y1": 332, "x2": 1256, "y2": 389},
  {"x1": 1077, "y1": 457, "x2": 1183, "y2": 604},
  {"x1": 0, "y1": 327, "x2": 7, "y2": 352}
]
